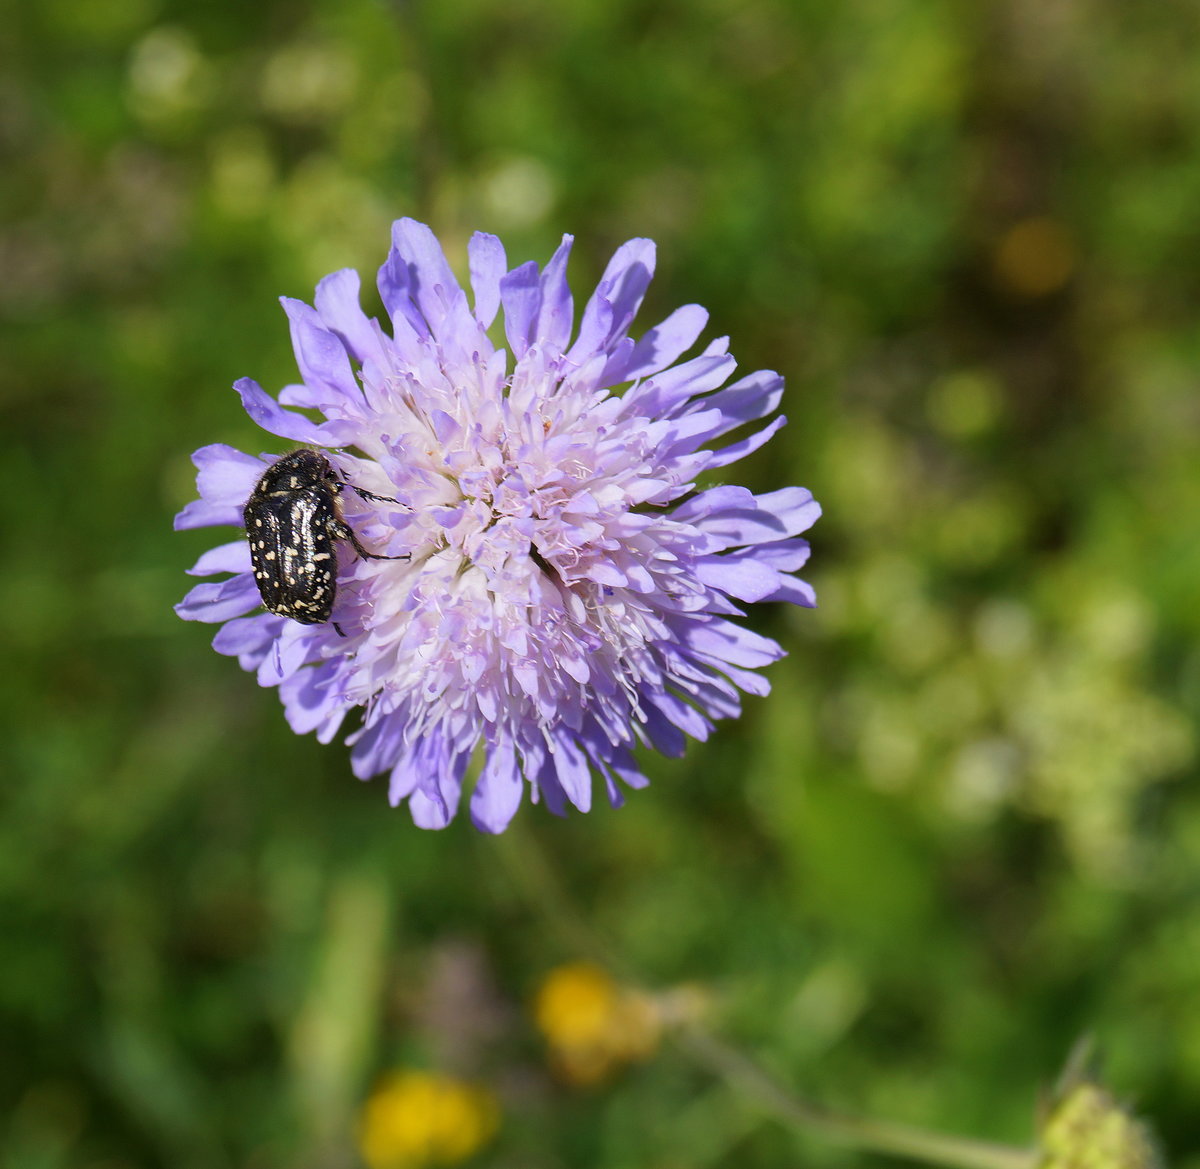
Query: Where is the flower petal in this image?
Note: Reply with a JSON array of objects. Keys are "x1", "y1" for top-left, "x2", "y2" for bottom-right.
[
  {"x1": 379, "y1": 217, "x2": 469, "y2": 343},
  {"x1": 567, "y1": 237, "x2": 655, "y2": 362},
  {"x1": 677, "y1": 616, "x2": 784, "y2": 669},
  {"x1": 549, "y1": 732, "x2": 592, "y2": 812},
  {"x1": 687, "y1": 368, "x2": 784, "y2": 436},
  {"x1": 749, "y1": 537, "x2": 812, "y2": 573},
  {"x1": 174, "y1": 444, "x2": 264, "y2": 531},
  {"x1": 535, "y1": 234, "x2": 575, "y2": 354},
  {"x1": 468, "y1": 232, "x2": 506, "y2": 328},
  {"x1": 175, "y1": 573, "x2": 261, "y2": 623},
  {"x1": 348, "y1": 712, "x2": 404, "y2": 780},
  {"x1": 693, "y1": 554, "x2": 784, "y2": 603},
  {"x1": 621, "y1": 351, "x2": 737, "y2": 419},
  {"x1": 212, "y1": 614, "x2": 282, "y2": 670},
  {"x1": 676, "y1": 485, "x2": 821, "y2": 549},
  {"x1": 235, "y1": 377, "x2": 330, "y2": 444},
  {"x1": 282, "y1": 296, "x2": 362, "y2": 411},
  {"x1": 767, "y1": 576, "x2": 817, "y2": 607},
  {"x1": 705, "y1": 414, "x2": 788, "y2": 469},
  {"x1": 470, "y1": 739, "x2": 523, "y2": 833},
  {"x1": 256, "y1": 622, "x2": 314, "y2": 687},
  {"x1": 499, "y1": 260, "x2": 541, "y2": 360},
  {"x1": 602, "y1": 303, "x2": 708, "y2": 385},
  {"x1": 187, "y1": 540, "x2": 252, "y2": 577},
  {"x1": 314, "y1": 267, "x2": 387, "y2": 370},
  {"x1": 281, "y1": 661, "x2": 349, "y2": 738}
]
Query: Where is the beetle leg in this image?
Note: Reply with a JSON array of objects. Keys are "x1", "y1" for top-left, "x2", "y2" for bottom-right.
[{"x1": 334, "y1": 520, "x2": 408, "y2": 562}]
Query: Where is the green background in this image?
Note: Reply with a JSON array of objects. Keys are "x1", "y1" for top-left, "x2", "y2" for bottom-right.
[{"x1": 3, "y1": 0, "x2": 1199, "y2": 1164}]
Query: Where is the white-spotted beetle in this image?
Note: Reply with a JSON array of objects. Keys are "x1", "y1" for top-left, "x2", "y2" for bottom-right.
[{"x1": 243, "y1": 450, "x2": 404, "y2": 634}]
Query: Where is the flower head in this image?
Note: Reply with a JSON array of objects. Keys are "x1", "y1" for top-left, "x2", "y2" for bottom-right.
[
  {"x1": 176, "y1": 218, "x2": 818, "y2": 831},
  {"x1": 358, "y1": 1070, "x2": 499, "y2": 1169},
  {"x1": 1039, "y1": 1081, "x2": 1162, "y2": 1169},
  {"x1": 534, "y1": 961, "x2": 661, "y2": 1085}
]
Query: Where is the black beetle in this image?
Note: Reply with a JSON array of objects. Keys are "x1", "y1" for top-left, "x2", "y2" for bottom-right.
[{"x1": 243, "y1": 450, "x2": 404, "y2": 633}]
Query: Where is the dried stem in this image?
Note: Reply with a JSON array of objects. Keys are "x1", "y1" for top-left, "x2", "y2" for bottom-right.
[{"x1": 495, "y1": 822, "x2": 1039, "y2": 1169}]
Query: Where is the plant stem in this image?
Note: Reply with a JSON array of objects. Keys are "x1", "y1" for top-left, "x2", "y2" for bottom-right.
[
  {"x1": 497, "y1": 821, "x2": 1039, "y2": 1169},
  {"x1": 679, "y1": 1025, "x2": 1037, "y2": 1169}
]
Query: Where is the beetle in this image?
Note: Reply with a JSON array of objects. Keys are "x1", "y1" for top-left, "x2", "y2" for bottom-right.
[{"x1": 243, "y1": 449, "x2": 405, "y2": 634}]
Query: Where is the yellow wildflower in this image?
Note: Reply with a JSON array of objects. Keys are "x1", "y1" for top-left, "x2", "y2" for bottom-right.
[
  {"x1": 533, "y1": 962, "x2": 662, "y2": 1085},
  {"x1": 357, "y1": 1070, "x2": 499, "y2": 1169}
]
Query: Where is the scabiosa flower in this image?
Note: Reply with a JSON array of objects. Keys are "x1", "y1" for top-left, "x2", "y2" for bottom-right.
[{"x1": 176, "y1": 219, "x2": 819, "y2": 832}]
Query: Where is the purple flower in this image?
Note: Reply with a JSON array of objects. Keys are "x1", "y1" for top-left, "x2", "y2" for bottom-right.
[{"x1": 176, "y1": 219, "x2": 819, "y2": 832}]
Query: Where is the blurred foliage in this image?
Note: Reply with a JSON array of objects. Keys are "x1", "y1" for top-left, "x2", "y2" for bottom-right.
[{"x1": 2, "y1": 0, "x2": 1200, "y2": 1166}]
